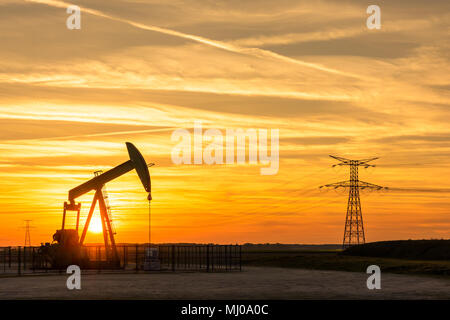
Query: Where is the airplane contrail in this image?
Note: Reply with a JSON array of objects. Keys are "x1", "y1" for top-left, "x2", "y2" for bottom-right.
[
  {"x1": 8, "y1": 127, "x2": 179, "y2": 142},
  {"x1": 26, "y1": 0, "x2": 365, "y2": 79}
]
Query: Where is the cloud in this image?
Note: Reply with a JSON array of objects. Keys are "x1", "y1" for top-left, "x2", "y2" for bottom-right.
[
  {"x1": 25, "y1": 0, "x2": 363, "y2": 78},
  {"x1": 282, "y1": 136, "x2": 350, "y2": 145},
  {"x1": 0, "y1": 118, "x2": 172, "y2": 141},
  {"x1": 0, "y1": 0, "x2": 449, "y2": 244},
  {"x1": 373, "y1": 134, "x2": 450, "y2": 144}
]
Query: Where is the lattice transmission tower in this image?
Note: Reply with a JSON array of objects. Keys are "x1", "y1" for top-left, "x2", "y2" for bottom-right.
[
  {"x1": 320, "y1": 155, "x2": 387, "y2": 248},
  {"x1": 23, "y1": 220, "x2": 33, "y2": 247}
]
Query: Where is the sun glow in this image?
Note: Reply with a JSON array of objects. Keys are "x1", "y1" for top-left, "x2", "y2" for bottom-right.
[
  {"x1": 0, "y1": 1, "x2": 449, "y2": 246},
  {"x1": 89, "y1": 216, "x2": 103, "y2": 234}
]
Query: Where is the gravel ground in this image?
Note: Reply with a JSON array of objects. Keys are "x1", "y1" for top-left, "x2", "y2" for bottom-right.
[{"x1": 1, "y1": 267, "x2": 449, "y2": 299}]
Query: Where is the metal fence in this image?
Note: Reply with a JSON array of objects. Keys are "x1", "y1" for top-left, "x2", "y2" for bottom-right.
[{"x1": 0, "y1": 244, "x2": 241, "y2": 276}]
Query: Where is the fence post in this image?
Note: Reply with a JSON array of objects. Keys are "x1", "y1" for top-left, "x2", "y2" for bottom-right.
[
  {"x1": 232, "y1": 245, "x2": 235, "y2": 270},
  {"x1": 206, "y1": 245, "x2": 210, "y2": 272},
  {"x1": 8, "y1": 247, "x2": 11, "y2": 268},
  {"x1": 18, "y1": 247, "x2": 22, "y2": 276},
  {"x1": 166, "y1": 246, "x2": 169, "y2": 270},
  {"x1": 233, "y1": 245, "x2": 239, "y2": 269},
  {"x1": 171, "y1": 245, "x2": 175, "y2": 272},
  {"x1": 23, "y1": 246, "x2": 26, "y2": 271},
  {"x1": 229, "y1": 245, "x2": 232, "y2": 270},
  {"x1": 225, "y1": 245, "x2": 228, "y2": 270},
  {"x1": 96, "y1": 246, "x2": 100, "y2": 273},
  {"x1": 199, "y1": 246, "x2": 202, "y2": 270},
  {"x1": 123, "y1": 246, "x2": 127, "y2": 269},
  {"x1": 211, "y1": 246, "x2": 214, "y2": 272},
  {"x1": 230, "y1": 245, "x2": 233, "y2": 270},
  {"x1": 239, "y1": 245, "x2": 242, "y2": 271},
  {"x1": 135, "y1": 244, "x2": 139, "y2": 272},
  {"x1": 218, "y1": 246, "x2": 221, "y2": 270},
  {"x1": 32, "y1": 247, "x2": 35, "y2": 273}
]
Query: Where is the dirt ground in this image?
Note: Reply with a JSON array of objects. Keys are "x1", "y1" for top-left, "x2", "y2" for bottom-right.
[{"x1": 1, "y1": 267, "x2": 449, "y2": 299}]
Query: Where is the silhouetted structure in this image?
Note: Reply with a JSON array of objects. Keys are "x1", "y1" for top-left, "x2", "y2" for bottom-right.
[
  {"x1": 46, "y1": 142, "x2": 152, "y2": 269},
  {"x1": 0, "y1": 244, "x2": 241, "y2": 275},
  {"x1": 24, "y1": 220, "x2": 33, "y2": 247},
  {"x1": 320, "y1": 156, "x2": 387, "y2": 248},
  {"x1": 94, "y1": 170, "x2": 116, "y2": 236}
]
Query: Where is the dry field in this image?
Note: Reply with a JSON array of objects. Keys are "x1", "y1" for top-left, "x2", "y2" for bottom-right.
[{"x1": 1, "y1": 267, "x2": 449, "y2": 300}]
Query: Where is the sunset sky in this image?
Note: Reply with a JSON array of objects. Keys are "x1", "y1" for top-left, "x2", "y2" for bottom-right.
[{"x1": 0, "y1": 0, "x2": 449, "y2": 246}]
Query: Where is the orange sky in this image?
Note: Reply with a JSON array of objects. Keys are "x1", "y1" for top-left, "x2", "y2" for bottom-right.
[{"x1": 0, "y1": 0, "x2": 449, "y2": 246}]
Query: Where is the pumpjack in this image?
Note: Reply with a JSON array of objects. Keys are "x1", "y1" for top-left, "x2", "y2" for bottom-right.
[{"x1": 40, "y1": 142, "x2": 152, "y2": 268}]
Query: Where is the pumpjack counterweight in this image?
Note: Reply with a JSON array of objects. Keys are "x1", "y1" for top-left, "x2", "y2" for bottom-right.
[{"x1": 320, "y1": 156, "x2": 387, "y2": 248}]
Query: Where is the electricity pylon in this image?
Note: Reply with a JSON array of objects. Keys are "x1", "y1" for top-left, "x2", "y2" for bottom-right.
[
  {"x1": 23, "y1": 220, "x2": 33, "y2": 247},
  {"x1": 320, "y1": 155, "x2": 387, "y2": 248}
]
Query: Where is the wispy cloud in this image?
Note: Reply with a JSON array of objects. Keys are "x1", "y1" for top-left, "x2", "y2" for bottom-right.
[{"x1": 26, "y1": 0, "x2": 363, "y2": 79}]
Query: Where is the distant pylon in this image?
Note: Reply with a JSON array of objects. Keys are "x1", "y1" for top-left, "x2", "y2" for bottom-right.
[
  {"x1": 320, "y1": 156, "x2": 387, "y2": 248},
  {"x1": 24, "y1": 220, "x2": 32, "y2": 247}
]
